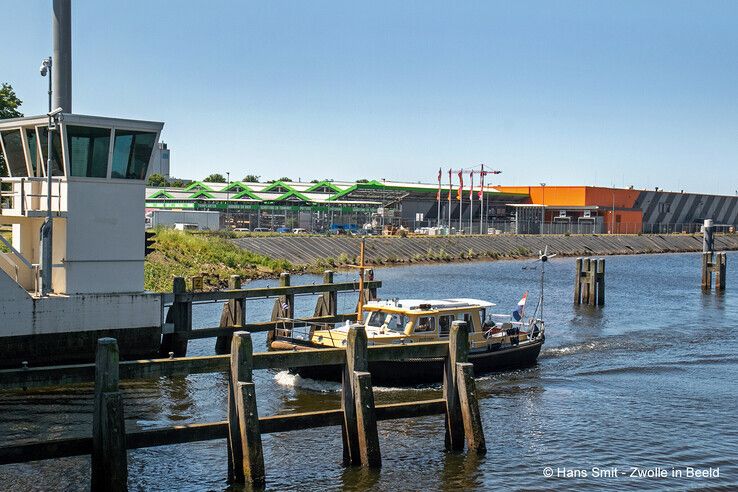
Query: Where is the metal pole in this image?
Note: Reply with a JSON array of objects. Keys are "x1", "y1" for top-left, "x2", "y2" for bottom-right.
[
  {"x1": 41, "y1": 59, "x2": 54, "y2": 296},
  {"x1": 447, "y1": 169, "x2": 452, "y2": 233},
  {"x1": 540, "y1": 183, "x2": 546, "y2": 234},
  {"x1": 479, "y1": 165, "x2": 484, "y2": 234},
  {"x1": 52, "y1": 0, "x2": 72, "y2": 112},
  {"x1": 458, "y1": 173, "x2": 463, "y2": 234}
]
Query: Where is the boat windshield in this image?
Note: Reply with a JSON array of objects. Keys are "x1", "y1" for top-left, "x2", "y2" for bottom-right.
[{"x1": 366, "y1": 311, "x2": 408, "y2": 333}]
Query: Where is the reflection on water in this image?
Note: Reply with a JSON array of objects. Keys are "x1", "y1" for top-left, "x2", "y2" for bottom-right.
[{"x1": 1, "y1": 252, "x2": 737, "y2": 491}]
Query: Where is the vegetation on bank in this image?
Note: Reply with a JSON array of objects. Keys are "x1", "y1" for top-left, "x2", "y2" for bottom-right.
[{"x1": 144, "y1": 229, "x2": 293, "y2": 292}]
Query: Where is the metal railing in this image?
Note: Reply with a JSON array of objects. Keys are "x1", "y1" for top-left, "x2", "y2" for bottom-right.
[{"x1": 0, "y1": 177, "x2": 64, "y2": 216}]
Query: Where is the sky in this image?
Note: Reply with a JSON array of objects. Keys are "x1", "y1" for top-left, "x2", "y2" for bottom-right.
[{"x1": 2, "y1": 0, "x2": 738, "y2": 194}]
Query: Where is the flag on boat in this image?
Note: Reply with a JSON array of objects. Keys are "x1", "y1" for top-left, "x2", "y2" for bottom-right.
[{"x1": 512, "y1": 291, "x2": 528, "y2": 321}]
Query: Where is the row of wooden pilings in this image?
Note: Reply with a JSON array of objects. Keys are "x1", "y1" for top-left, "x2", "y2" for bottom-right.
[{"x1": 85, "y1": 321, "x2": 484, "y2": 490}]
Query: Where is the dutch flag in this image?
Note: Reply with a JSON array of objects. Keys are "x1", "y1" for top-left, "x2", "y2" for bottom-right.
[{"x1": 512, "y1": 291, "x2": 528, "y2": 321}]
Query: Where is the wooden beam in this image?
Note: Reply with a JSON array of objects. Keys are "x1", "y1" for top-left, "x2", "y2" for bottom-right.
[
  {"x1": 0, "y1": 400, "x2": 448, "y2": 465},
  {"x1": 186, "y1": 314, "x2": 356, "y2": 339},
  {"x1": 174, "y1": 280, "x2": 382, "y2": 303},
  {"x1": 367, "y1": 341, "x2": 448, "y2": 361}
]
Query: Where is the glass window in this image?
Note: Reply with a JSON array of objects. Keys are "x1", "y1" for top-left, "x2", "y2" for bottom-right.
[
  {"x1": 439, "y1": 315, "x2": 453, "y2": 337},
  {"x1": 25, "y1": 129, "x2": 38, "y2": 176},
  {"x1": 0, "y1": 130, "x2": 28, "y2": 177},
  {"x1": 414, "y1": 316, "x2": 436, "y2": 333},
  {"x1": 365, "y1": 311, "x2": 408, "y2": 333},
  {"x1": 66, "y1": 125, "x2": 110, "y2": 178},
  {"x1": 111, "y1": 130, "x2": 156, "y2": 179},
  {"x1": 38, "y1": 126, "x2": 64, "y2": 176}
]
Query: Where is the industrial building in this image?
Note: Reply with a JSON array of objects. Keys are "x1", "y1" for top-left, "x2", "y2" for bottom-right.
[{"x1": 143, "y1": 179, "x2": 738, "y2": 234}]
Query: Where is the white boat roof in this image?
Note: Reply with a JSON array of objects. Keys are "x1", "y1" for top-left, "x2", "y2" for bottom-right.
[{"x1": 367, "y1": 298, "x2": 496, "y2": 310}]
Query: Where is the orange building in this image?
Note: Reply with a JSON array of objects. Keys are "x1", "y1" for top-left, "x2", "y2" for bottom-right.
[{"x1": 494, "y1": 186, "x2": 643, "y2": 233}]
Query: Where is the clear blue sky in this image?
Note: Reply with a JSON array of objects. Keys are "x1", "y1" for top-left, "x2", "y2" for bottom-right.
[{"x1": 3, "y1": 0, "x2": 737, "y2": 193}]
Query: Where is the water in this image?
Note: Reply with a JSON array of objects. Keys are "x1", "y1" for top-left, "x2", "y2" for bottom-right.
[{"x1": 1, "y1": 252, "x2": 737, "y2": 491}]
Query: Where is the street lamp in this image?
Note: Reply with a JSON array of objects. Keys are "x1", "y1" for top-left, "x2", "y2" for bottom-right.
[
  {"x1": 540, "y1": 182, "x2": 546, "y2": 234},
  {"x1": 226, "y1": 171, "x2": 230, "y2": 228},
  {"x1": 39, "y1": 56, "x2": 56, "y2": 296}
]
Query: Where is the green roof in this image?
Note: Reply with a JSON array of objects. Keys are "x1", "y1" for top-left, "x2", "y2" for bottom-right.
[
  {"x1": 305, "y1": 180, "x2": 343, "y2": 194},
  {"x1": 184, "y1": 181, "x2": 214, "y2": 192}
]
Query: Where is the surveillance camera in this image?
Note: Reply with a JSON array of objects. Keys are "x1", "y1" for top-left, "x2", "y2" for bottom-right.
[
  {"x1": 48, "y1": 107, "x2": 64, "y2": 117},
  {"x1": 39, "y1": 65, "x2": 47, "y2": 76}
]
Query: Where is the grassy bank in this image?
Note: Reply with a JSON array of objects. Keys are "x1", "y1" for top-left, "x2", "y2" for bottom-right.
[
  {"x1": 0, "y1": 229, "x2": 10, "y2": 253},
  {"x1": 144, "y1": 229, "x2": 294, "y2": 292}
]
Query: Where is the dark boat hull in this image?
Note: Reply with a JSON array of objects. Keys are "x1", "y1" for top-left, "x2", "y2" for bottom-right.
[{"x1": 292, "y1": 339, "x2": 544, "y2": 386}]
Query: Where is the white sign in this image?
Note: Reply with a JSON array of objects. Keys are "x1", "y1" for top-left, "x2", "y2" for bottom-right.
[{"x1": 415, "y1": 213, "x2": 424, "y2": 222}]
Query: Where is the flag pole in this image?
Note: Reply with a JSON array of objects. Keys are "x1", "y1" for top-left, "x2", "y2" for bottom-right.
[{"x1": 447, "y1": 168, "x2": 452, "y2": 233}]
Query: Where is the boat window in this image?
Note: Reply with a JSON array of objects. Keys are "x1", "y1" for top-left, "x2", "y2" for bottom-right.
[
  {"x1": 67, "y1": 125, "x2": 111, "y2": 178},
  {"x1": 462, "y1": 312, "x2": 477, "y2": 332},
  {"x1": 0, "y1": 130, "x2": 28, "y2": 177},
  {"x1": 111, "y1": 130, "x2": 157, "y2": 179},
  {"x1": 414, "y1": 316, "x2": 435, "y2": 334},
  {"x1": 439, "y1": 315, "x2": 453, "y2": 337},
  {"x1": 366, "y1": 311, "x2": 408, "y2": 333}
]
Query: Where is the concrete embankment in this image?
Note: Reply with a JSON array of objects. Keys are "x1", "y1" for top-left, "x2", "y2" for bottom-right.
[{"x1": 232, "y1": 234, "x2": 738, "y2": 266}]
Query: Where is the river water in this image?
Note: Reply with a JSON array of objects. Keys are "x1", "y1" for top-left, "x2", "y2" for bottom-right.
[{"x1": 1, "y1": 252, "x2": 737, "y2": 491}]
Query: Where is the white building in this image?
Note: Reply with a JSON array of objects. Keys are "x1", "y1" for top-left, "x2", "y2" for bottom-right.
[
  {"x1": 147, "y1": 141, "x2": 171, "y2": 179},
  {"x1": 0, "y1": 113, "x2": 165, "y2": 366}
]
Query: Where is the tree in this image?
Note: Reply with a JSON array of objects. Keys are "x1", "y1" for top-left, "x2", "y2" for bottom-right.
[
  {"x1": 356, "y1": 179, "x2": 369, "y2": 183},
  {"x1": 169, "y1": 178, "x2": 186, "y2": 187},
  {"x1": 204, "y1": 173, "x2": 226, "y2": 183},
  {"x1": 243, "y1": 174, "x2": 260, "y2": 183},
  {"x1": 0, "y1": 83, "x2": 23, "y2": 180},
  {"x1": 147, "y1": 173, "x2": 168, "y2": 187},
  {"x1": 278, "y1": 177, "x2": 293, "y2": 182}
]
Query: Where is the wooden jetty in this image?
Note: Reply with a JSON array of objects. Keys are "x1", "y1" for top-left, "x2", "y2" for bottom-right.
[
  {"x1": 0, "y1": 322, "x2": 485, "y2": 489},
  {"x1": 702, "y1": 252, "x2": 727, "y2": 291}
]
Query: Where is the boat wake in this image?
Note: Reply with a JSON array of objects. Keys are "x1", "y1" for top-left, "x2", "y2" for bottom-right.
[{"x1": 273, "y1": 370, "x2": 340, "y2": 393}]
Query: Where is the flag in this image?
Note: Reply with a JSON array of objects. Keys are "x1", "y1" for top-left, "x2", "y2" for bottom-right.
[
  {"x1": 448, "y1": 169, "x2": 452, "y2": 201},
  {"x1": 436, "y1": 168, "x2": 442, "y2": 201},
  {"x1": 469, "y1": 170, "x2": 474, "y2": 200},
  {"x1": 457, "y1": 170, "x2": 463, "y2": 201},
  {"x1": 512, "y1": 291, "x2": 528, "y2": 321},
  {"x1": 478, "y1": 164, "x2": 484, "y2": 200}
]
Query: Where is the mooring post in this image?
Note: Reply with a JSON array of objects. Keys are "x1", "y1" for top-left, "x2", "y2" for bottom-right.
[
  {"x1": 342, "y1": 325, "x2": 369, "y2": 465},
  {"x1": 91, "y1": 338, "x2": 127, "y2": 492},
  {"x1": 216, "y1": 275, "x2": 244, "y2": 355},
  {"x1": 314, "y1": 270, "x2": 337, "y2": 317},
  {"x1": 582, "y1": 258, "x2": 591, "y2": 304},
  {"x1": 455, "y1": 362, "x2": 487, "y2": 454},
  {"x1": 444, "y1": 321, "x2": 469, "y2": 451},
  {"x1": 716, "y1": 252, "x2": 727, "y2": 291},
  {"x1": 574, "y1": 257, "x2": 583, "y2": 304},
  {"x1": 352, "y1": 370, "x2": 381, "y2": 467},
  {"x1": 588, "y1": 258, "x2": 598, "y2": 306},
  {"x1": 366, "y1": 268, "x2": 377, "y2": 301},
  {"x1": 702, "y1": 252, "x2": 712, "y2": 290},
  {"x1": 163, "y1": 276, "x2": 192, "y2": 357},
  {"x1": 596, "y1": 258, "x2": 606, "y2": 306},
  {"x1": 703, "y1": 219, "x2": 714, "y2": 253},
  {"x1": 228, "y1": 331, "x2": 264, "y2": 486}
]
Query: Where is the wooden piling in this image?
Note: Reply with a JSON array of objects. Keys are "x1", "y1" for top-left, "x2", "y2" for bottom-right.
[
  {"x1": 596, "y1": 259, "x2": 606, "y2": 306},
  {"x1": 352, "y1": 370, "x2": 381, "y2": 467},
  {"x1": 160, "y1": 277, "x2": 192, "y2": 357},
  {"x1": 444, "y1": 321, "x2": 469, "y2": 451},
  {"x1": 314, "y1": 270, "x2": 337, "y2": 317},
  {"x1": 717, "y1": 253, "x2": 727, "y2": 291},
  {"x1": 228, "y1": 331, "x2": 264, "y2": 486},
  {"x1": 216, "y1": 275, "x2": 244, "y2": 355},
  {"x1": 342, "y1": 325, "x2": 368, "y2": 465},
  {"x1": 574, "y1": 257, "x2": 582, "y2": 304},
  {"x1": 456, "y1": 362, "x2": 486, "y2": 454},
  {"x1": 702, "y1": 252, "x2": 711, "y2": 290},
  {"x1": 91, "y1": 338, "x2": 127, "y2": 492}
]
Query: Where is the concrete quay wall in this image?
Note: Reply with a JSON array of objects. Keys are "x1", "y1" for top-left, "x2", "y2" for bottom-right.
[{"x1": 232, "y1": 234, "x2": 738, "y2": 266}]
